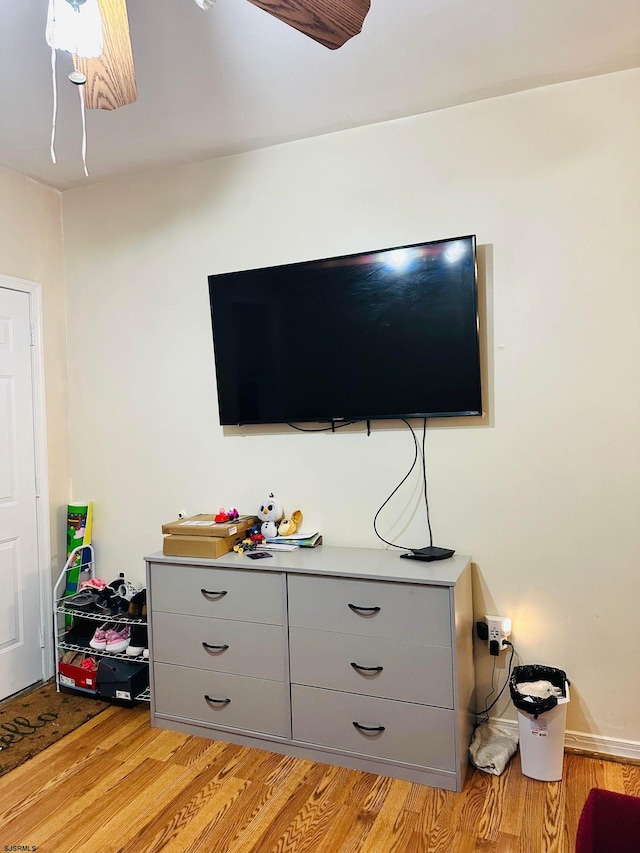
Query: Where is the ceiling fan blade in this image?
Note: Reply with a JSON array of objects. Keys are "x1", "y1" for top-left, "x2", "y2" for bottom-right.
[
  {"x1": 245, "y1": 0, "x2": 371, "y2": 50},
  {"x1": 74, "y1": 0, "x2": 137, "y2": 110}
]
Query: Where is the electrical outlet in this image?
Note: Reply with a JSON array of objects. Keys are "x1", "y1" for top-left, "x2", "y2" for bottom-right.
[
  {"x1": 485, "y1": 614, "x2": 511, "y2": 656},
  {"x1": 486, "y1": 616, "x2": 501, "y2": 644}
]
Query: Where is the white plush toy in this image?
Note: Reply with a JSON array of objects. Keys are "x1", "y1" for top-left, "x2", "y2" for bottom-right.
[{"x1": 259, "y1": 493, "x2": 283, "y2": 539}]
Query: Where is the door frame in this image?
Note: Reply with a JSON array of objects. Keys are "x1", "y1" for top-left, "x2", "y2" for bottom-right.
[{"x1": 0, "y1": 274, "x2": 53, "y2": 681}]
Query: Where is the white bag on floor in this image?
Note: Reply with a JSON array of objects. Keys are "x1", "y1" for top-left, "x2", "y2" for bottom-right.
[{"x1": 469, "y1": 721, "x2": 518, "y2": 775}]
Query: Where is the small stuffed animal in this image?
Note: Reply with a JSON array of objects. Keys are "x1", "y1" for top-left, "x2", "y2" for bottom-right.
[
  {"x1": 278, "y1": 509, "x2": 303, "y2": 537},
  {"x1": 259, "y1": 493, "x2": 283, "y2": 539}
]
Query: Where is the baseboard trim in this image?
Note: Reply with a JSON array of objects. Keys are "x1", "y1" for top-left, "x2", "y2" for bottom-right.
[{"x1": 493, "y1": 717, "x2": 640, "y2": 764}]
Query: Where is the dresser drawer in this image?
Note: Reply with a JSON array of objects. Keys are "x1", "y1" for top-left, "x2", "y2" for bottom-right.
[
  {"x1": 291, "y1": 685, "x2": 455, "y2": 771},
  {"x1": 154, "y1": 662, "x2": 290, "y2": 737},
  {"x1": 152, "y1": 612, "x2": 287, "y2": 681},
  {"x1": 151, "y1": 563, "x2": 284, "y2": 624},
  {"x1": 289, "y1": 627, "x2": 453, "y2": 708},
  {"x1": 288, "y1": 574, "x2": 451, "y2": 645}
]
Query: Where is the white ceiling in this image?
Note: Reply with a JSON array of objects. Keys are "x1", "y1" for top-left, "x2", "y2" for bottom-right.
[{"x1": 1, "y1": 0, "x2": 638, "y2": 192}]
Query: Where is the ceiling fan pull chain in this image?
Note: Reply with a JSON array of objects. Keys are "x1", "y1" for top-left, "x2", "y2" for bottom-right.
[
  {"x1": 78, "y1": 84, "x2": 89, "y2": 176},
  {"x1": 50, "y1": 46, "x2": 58, "y2": 164}
]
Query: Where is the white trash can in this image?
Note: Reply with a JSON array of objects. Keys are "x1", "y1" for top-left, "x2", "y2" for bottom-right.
[
  {"x1": 510, "y1": 664, "x2": 570, "y2": 782},
  {"x1": 516, "y1": 682, "x2": 570, "y2": 781}
]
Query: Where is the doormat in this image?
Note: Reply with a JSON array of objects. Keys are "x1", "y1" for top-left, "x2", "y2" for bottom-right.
[{"x1": 0, "y1": 679, "x2": 110, "y2": 777}]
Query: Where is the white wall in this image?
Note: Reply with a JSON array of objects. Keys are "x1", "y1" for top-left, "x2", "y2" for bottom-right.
[
  {"x1": 0, "y1": 167, "x2": 69, "y2": 572},
  {"x1": 62, "y1": 69, "x2": 640, "y2": 742}
]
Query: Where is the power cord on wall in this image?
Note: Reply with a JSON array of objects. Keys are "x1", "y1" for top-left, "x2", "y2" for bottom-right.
[
  {"x1": 475, "y1": 641, "x2": 516, "y2": 724},
  {"x1": 373, "y1": 418, "x2": 436, "y2": 551},
  {"x1": 286, "y1": 417, "x2": 438, "y2": 553}
]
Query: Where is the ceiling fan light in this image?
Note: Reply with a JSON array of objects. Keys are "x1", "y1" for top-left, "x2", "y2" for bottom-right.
[{"x1": 46, "y1": 0, "x2": 104, "y2": 59}]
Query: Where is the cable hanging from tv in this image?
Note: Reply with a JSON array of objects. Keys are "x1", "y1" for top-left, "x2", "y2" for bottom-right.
[{"x1": 373, "y1": 419, "x2": 455, "y2": 561}]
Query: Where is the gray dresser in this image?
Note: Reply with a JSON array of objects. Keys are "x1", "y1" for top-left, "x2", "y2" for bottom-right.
[{"x1": 145, "y1": 546, "x2": 475, "y2": 792}]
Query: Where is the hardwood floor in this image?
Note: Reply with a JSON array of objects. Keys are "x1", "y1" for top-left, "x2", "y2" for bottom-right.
[{"x1": 0, "y1": 704, "x2": 638, "y2": 852}]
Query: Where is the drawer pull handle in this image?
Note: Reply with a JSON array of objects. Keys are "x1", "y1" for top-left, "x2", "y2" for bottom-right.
[
  {"x1": 350, "y1": 662, "x2": 383, "y2": 674},
  {"x1": 348, "y1": 604, "x2": 381, "y2": 615},
  {"x1": 204, "y1": 695, "x2": 231, "y2": 706},
  {"x1": 201, "y1": 588, "x2": 228, "y2": 599},
  {"x1": 352, "y1": 721, "x2": 385, "y2": 734},
  {"x1": 202, "y1": 642, "x2": 229, "y2": 652}
]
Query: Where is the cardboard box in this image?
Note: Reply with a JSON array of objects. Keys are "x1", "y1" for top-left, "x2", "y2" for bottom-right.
[
  {"x1": 97, "y1": 658, "x2": 149, "y2": 701},
  {"x1": 163, "y1": 533, "x2": 242, "y2": 559},
  {"x1": 161, "y1": 514, "x2": 258, "y2": 538}
]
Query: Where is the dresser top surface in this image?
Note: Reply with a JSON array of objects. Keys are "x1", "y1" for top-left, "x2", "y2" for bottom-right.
[{"x1": 145, "y1": 545, "x2": 471, "y2": 586}]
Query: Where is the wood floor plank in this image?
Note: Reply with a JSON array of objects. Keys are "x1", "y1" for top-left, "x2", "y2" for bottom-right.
[
  {"x1": 492, "y1": 832, "x2": 523, "y2": 853},
  {"x1": 263, "y1": 792, "x2": 341, "y2": 853},
  {"x1": 64, "y1": 760, "x2": 200, "y2": 853},
  {"x1": 429, "y1": 829, "x2": 477, "y2": 853},
  {"x1": 413, "y1": 785, "x2": 451, "y2": 841},
  {"x1": 171, "y1": 756, "x2": 322, "y2": 853},
  {"x1": 132, "y1": 774, "x2": 250, "y2": 853},
  {"x1": 225, "y1": 763, "x2": 329, "y2": 853},
  {"x1": 166, "y1": 733, "x2": 229, "y2": 768},
  {"x1": 346, "y1": 771, "x2": 395, "y2": 814},
  {"x1": 424, "y1": 780, "x2": 469, "y2": 852},
  {"x1": 115, "y1": 746, "x2": 260, "y2": 853},
  {"x1": 540, "y1": 780, "x2": 566, "y2": 853},
  {"x1": 119, "y1": 726, "x2": 192, "y2": 765},
  {"x1": 357, "y1": 787, "x2": 418, "y2": 853},
  {"x1": 457, "y1": 769, "x2": 492, "y2": 834},
  {"x1": 476, "y1": 770, "x2": 510, "y2": 845},
  {"x1": 181, "y1": 774, "x2": 281, "y2": 853},
  {"x1": 623, "y1": 763, "x2": 640, "y2": 796},
  {"x1": 312, "y1": 805, "x2": 376, "y2": 853},
  {"x1": 0, "y1": 748, "x2": 118, "y2": 830},
  {"x1": 233, "y1": 758, "x2": 349, "y2": 853},
  {"x1": 497, "y1": 758, "x2": 527, "y2": 835},
  {"x1": 562, "y1": 751, "x2": 598, "y2": 846},
  {"x1": 3, "y1": 756, "x2": 174, "y2": 850}
]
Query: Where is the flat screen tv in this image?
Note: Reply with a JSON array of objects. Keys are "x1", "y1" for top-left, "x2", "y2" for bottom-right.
[{"x1": 208, "y1": 234, "x2": 482, "y2": 426}]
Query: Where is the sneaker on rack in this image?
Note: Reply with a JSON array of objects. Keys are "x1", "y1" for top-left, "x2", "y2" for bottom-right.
[
  {"x1": 107, "y1": 575, "x2": 142, "y2": 602},
  {"x1": 127, "y1": 589, "x2": 146, "y2": 617},
  {"x1": 117, "y1": 579, "x2": 143, "y2": 602},
  {"x1": 126, "y1": 626, "x2": 148, "y2": 657},
  {"x1": 63, "y1": 589, "x2": 101, "y2": 613},
  {"x1": 79, "y1": 578, "x2": 107, "y2": 591},
  {"x1": 95, "y1": 588, "x2": 129, "y2": 615},
  {"x1": 104, "y1": 625, "x2": 131, "y2": 654},
  {"x1": 89, "y1": 623, "x2": 112, "y2": 651}
]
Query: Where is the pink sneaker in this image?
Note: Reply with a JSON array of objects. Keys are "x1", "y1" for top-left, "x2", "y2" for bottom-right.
[
  {"x1": 105, "y1": 625, "x2": 130, "y2": 654},
  {"x1": 89, "y1": 623, "x2": 112, "y2": 651},
  {"x1": 79, "y1": 578, "x2": 107, "y2": 591}
]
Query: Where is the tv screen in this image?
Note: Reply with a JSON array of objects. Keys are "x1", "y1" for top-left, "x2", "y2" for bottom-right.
[{"x1": 208, "y1": 234, "x2": 482, "y2": 425}]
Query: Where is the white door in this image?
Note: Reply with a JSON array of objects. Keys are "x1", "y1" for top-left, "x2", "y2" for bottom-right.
[{"x1": 0, "y1": 287, "x2": 42, "y2": 700}]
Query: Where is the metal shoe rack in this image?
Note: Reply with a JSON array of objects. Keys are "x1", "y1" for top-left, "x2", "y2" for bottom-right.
[{"x1": 54, "y1": 545, "x2": 150, "y2": 701}]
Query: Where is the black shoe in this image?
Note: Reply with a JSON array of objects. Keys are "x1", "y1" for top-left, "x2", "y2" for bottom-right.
[
  {"x1": 63, "y1": 589, "x2": 101, "y2": 613},
  {"x1": 126, "y1": 626, "x2": 148, "y2": 657},
  {"x1": 127, "y1": 589, "x2": 147, "y2": 618},
  {"x1": 95, "y1": 588, "x2": 129, "y2": 615}
]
